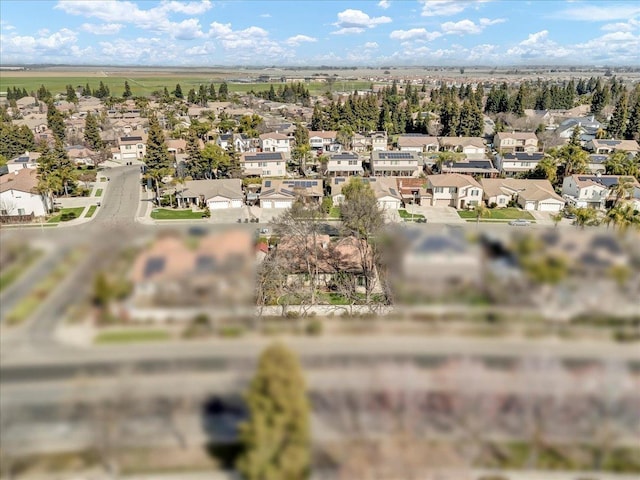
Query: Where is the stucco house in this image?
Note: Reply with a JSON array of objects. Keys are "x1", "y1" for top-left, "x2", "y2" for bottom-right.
[
  {"x1": 426, "y1": 173, "x2": 483, "y2": 209},
  {"x1": 240, "y1": 152, "x2": 286, "y2": 178},
  {"x1": 259, "y1": 132, "x2": 291, "y2": 153},
  {"x1": 6, "y1": 151, "x2": 41, "y2": 174},
  {"x1": 259, "y1": 178, "x2": 323, "y2": 209},
  {"x1": 325, "y1": 152, "x2": 364, "y2": 177},
  {"x1": 586, "y1": 139, "x2": 639, "y2": 156},
  {"x1": 172, "y1": 179, "x2": 244, "y2": 210},
  {"x1": 370, "y1": 151, "x2": 422, "y2": 177},
  {"x1": 330, "y1": 176, "x2": 402, "y2": 211},
  {"x1": 493, "y1": 132, "x2": 539, "y2": 154},
  {"x1": 481, "y1": 178, "x2": 565, "y2": 212},
  {"x1": 309, "y1": 131, "x2": 339, "y2": 152},
  {"x1": 438, "y1": 137, "x2": 486, "y2": 158},
  {"x1": 0, "y1": 169, "x2": 52, "y2": 218},
  {"x1": 562, "y1": 174, "x2": 640, "y2": 209},
  {"x1": 397, "y1": 134, "x2": 439, "y2": 153},
  {"x1": 494, "y1": 152, "x2": 546, "y2": 177},
  {"x1": 114, "y1": 134, "x2": 147, "y2": 162}
]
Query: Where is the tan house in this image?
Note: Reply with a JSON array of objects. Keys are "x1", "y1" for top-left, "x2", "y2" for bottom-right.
[
  {"x1": 438, "y1": 137, "x2": 486, "y2": 158},
  {"x1": 493, "y1": 132, "x2": 539, "y2": 154},
  {"x1": 240, "y1": 152, "x2": 286, "y2": 178},
  {"x1": 481, "y1": 178, "x2": 565, "y2": 212},
  {"x1": 397, "y1": 134, "x2": 439, "y2": 153},
  {"x1": 426, "y1": 173, "x2": 483, "y2": 209},
  {"x1": 586, "y1": 139, "x2": 639, "y2": 156},
  {"x1": 259, "y1": 178, "x2": 323, "y2": 209}
]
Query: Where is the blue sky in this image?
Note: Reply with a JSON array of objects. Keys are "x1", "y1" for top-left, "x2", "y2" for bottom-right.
[{"x1": 1, "y1": 1, "x2": 639, "y2": 66}]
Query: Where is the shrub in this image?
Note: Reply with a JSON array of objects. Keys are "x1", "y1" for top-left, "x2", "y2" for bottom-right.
[
  {"x1": 219, "y1": 325, "x2": 244, "y2": 338},
  {"x1": 60, "y1": 212, "x2": 77, "y2": 221},
  {"x1": 285, "y1": 311, "x2": 300, "y2": 319}
]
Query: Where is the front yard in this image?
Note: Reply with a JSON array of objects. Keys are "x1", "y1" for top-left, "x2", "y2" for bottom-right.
[
  {"x1": 95, "y1": 329, "x2": 171, "y2": 344},
  {"x1": 151, "y1": 208, "x2": 206, "y2": 220},
  {"x1": 398, "y1": 209, "x2": 426, "y2": 220},
  {"x1": 47, "y1": 207, "x2": 86, "y2": 223},
  {"x1": 458, "y1": 207, "x2": 535, "y2": 221}
]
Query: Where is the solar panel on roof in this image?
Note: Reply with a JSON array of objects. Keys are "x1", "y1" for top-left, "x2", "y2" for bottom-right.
[
  {"x1": 144, "y1": 257, "x2": 166, "y2": 279},
  {"x1": 282, "y1": 189, "x2": 295, "y2": 196},
  {"x1": 16, "y1": 156, "x2": 30, "y2": 163}
]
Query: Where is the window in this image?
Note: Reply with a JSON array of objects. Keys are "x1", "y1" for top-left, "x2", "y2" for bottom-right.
[
  {"x1": 337, "y1": 161, "x2": 341, "y2": 165},
  {"x1": 449, "y1": 187, "x2": 458, "y2": 193},
  {"x1": 349, "y1": 160, "x2": 358, "y2": 166},
  {"x1": 18, "y1": 208, "x2": 25, "y2": 215},
  {"x1": 126, "y1": 145, "x2": 132, "y2": 150},
  {"x1": 471, "y1": 189, "x2": 479, "y2": 197},
  {"x1": 137, "y1": 144, "x2": 143, "y2": 149},
  {"x1": 435, "y1": 187, "x2": 444, "y2": 193},
  {"x1": 499, "y1": 197, "x2": 506, "y2": 204}
]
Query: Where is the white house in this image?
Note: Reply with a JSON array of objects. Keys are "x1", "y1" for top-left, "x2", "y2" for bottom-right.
[
  {"x1": 586, "y1": 139, "x2": 639, "y2": 156},
  {"x1": 260, "y1": 178, "x2": 323, "y2": 209},
  {"x1": 371, "y1": 151, "x2": 422, "y2": 177},
  {"x1": 438, "y1": 137, "x2": 486, "y2": 158},
  {"x1": 6, "y1": 151, "x2": 41, "y2": 174},
  {"x1": 309, "y1": 131, "x2": 338, "y2": 152},
  {"x1": 330, "y1": 177, "x2": 402, "y2": 211},
  {"x1": 561, "y1": 174, "x2": 639, "y2": 209},
  {"x1": 426, "y1": 173, "x2": 483, "y2": 209},
  {"x1": 397, "y1": 134, "x2": 439, "y2": 153},
  {"x1": 114, "y1": 134, "x2": 147, "y2": 162},
  {"x1": 495, "y1": 152, "x2": 545, "y2": 177},
  {"x1": 481, "y1": 178, "x2": 565, "y2": 212},
  {"x1": 240, "y1": 152, "x2": 286, "y2": 178},
  {"x1": 259, "y1": 132, "x2": 291, "y2": 154},
  {"x1": 0, "y1": 169, "x2": 51, "y2": 217},
  {"x1": 325, "y1": 152, "x2": 364, "y2": 177}
]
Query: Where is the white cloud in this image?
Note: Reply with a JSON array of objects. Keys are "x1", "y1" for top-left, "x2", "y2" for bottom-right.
[
  {"x1": 441, "y1": 19, "x2": 482, "y2": 34},
  {"x1": 285, "y1": 34, "x2": 317, "y2": 46},
  {"x1": 601, "y1": 19, "x2": 640, "y2": 32},
  {"x1": 519, "y1": 30, "x2": 548, "y2": 46},
  {"x1": 55, "y1": 0, "x2": 210, "y2": 39},
  {"x1": 479, "y1": 17, "x2": 505, "y2": 26},
  {"x1": 260, "y1": 13, "x2": 272, "y2": 18},
  {"x1": 557, "y1": 4, "x2": 640, "y2": 21},
  {"x1": 207, "y1": 22, "x2": 290, "y2": 60},
  {"x1": 506, "y1": 30, "x2": 571, "y2": 60},
  {"x1": 332, "y1": 9, "x2": 391, "y2": 34},
  {"x1": 0, "y1": 28, "x2": 89, "y2": 63},
  {"x1": 419, "y1": 0, "x2": 489, "y2": 17},
  {"x1": 363, "y1": 42, "x2": 379, "y2": 49},
  {"x1": 80, "y1": 23, "x2": 123, "y2": 35},
  {"x1": 0, "y1": 20, "x2": 16, "y2": 31},
  {"x1": 390, "y1": 28, "x2": 442, "y2": 41},
  {"x1": 378, "y1": 0, "x2": 390, "y2": 9}
]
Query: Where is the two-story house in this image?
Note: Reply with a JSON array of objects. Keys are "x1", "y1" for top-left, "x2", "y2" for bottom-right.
[
  {"x1": 370, "y1": 151, "x2": 422, "y2": 177},
  {"x1": 259, "y1": 132, "x2": 291, "y2": 154},
  {"x1": 397, "y1": 134, "x2": 439, "y2": 153},
  {"x1": 494, "y1": 152, "x2": 546, "y2": 177},
  {"x1": 240, "y1": 152, "x2": 286, "y2": 178},
  {"x1": 493, "y1": 132, "x2": 539, "y2": 154},
  {"x1": 309, "y1": 131, "x2": 338, "y2": 152},
  {"x1": 562, "y1": 174, "x2": 640, "y2": 209},
  {"x1": 426, "y1": 173, "x2": 483, "y2": 209},
  {"x1": 114, "y1": 134, "x2": 147, "y2": 162},
  {"x1": 6, "y1": 151, "x2": 41, "y2": 174},
  {"x1": 370, "y1": 131, "x2": 388, "y2": 151},
  {"x1": 325, "y1": 152, "x2": 364, "y2": 177}
]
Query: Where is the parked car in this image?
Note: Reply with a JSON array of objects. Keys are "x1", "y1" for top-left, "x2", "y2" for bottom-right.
[{"x1": 508, "y1": 219, "x2": 531, "y2": 227}]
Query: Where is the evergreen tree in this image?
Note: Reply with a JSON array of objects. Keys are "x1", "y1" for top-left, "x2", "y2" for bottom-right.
[
  {"x1": 65, "y1": 84, "x2": 78, "y2": 103},
  {"x1": 439, "y1": 100, "x2": 460, "y2": 136},
  {"x1": 0, "y1": 120, "x2": 36, "y2": 159},
  {"x1": 237, "y1": 343, "x2": 310, "y2": 480},
  {"x1": 311, "y1": 103, "x2": 325, "y2": 131},
  {"x1": 84, "y1": 113, "x2": 104, "y2": 150},
  {"x1": 208, "y1": 83, "x2": 217, "y2": 101},
  {"x1": 187, "y1": 88, "x2": 197, "y2": 104},
  {"x1": 625, "y1": 92, "x2": 640, "y2": 141},
  {"x1": 46, "y1": 101, "x2": 66, "y2": 141},
  {"x1": 173, "y1": 83, "x2": 183, "y2": 99},
  {"x1": 218, "y1": 82, "x2": 229, "y2": 101},
  {"x1": 607, "y1": 92, "x2": 628, "y2": 139},
  {"x1": 37, "y1": 84, "x2": 52, "y2": 102},
  {"x1": 144, "y1": 115, "x2": 173, "y2": 201},
  {"x1": 511, "y1": 84, "x2": 526, "y2": 116},
  {"x1": 84, "y1": 83, "x2": 92, "y2": 96},
  {"x1": 123, "y1": 81, "x2": 132, "y2": 98}
]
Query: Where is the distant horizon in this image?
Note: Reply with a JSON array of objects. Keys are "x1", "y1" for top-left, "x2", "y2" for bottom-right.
[{"x1": 1, "y1": 1, "x2": 639, "y2": 67}]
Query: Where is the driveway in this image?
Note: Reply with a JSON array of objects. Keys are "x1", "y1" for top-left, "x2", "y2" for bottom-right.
[{"x1": 406, "y1": 205, "x2": 466, "y2": 224}]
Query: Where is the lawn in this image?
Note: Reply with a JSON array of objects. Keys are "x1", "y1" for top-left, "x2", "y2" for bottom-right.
[
  {"x1": 398, "y1": 209, "x2": 425, "y2": 220},
  {"x1": 95, "y1": 329, "x2": 170, "y2": 344},
  {"x1": 84, "y1": 205, "x2": 98, "y2": 218},
  {"x1": 328, "y1": 206, "x2": 341, "y2": 219},
  {"x1": 458, "y1": 207, "x2": 535, "y2": 221},
  {"x1": 151, "y1": 208, "x2": 205, "y2": 220},
  {"x1": 0, "y1": 249, "x2": 42, "y2": 293},
  {"x1": 95, "y1": 188, "x2": 103, "y2": 197},
  {"x1": 47, "y1": 207, "x2": 85, "y2": 223}
]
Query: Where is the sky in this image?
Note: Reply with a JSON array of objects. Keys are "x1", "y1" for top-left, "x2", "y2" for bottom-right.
[{"x1": 1, "y1": 0, "x2": 639, "y2": 66}]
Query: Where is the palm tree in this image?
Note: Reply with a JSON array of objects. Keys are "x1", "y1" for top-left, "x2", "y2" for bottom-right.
[
  {"x1": 551, "y1": 211, "x2": 564, "y2": 227},
  {"x1": 616, "y1": 204, "x2": 640, "y2": 233},
  {"x1": 603, "y1": 205, "x2": 625, "y2": 231},
  {"x1": 604, "y1": 151, "x2": 628, "y2": 175},
  {"x1": 610, "y1": 177, "x2": 635, "y2": 206},
  {"x1": 573, "y1": 207, "x2": 599, "y2": 230},
  {"x1": 474, "y1": 202, "x2": 490, "y2": 226}
]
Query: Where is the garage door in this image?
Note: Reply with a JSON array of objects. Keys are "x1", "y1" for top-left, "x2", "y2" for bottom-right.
[
  {"x1": 230, "y1": 200, "x2": 243, "y2": 208},
  {"x1": 539, "y1": 202, "x2": 562, "y2": 212},
  {"x1": 262, "y1": 201, "x2": 273, "y2": 209},
  {"x1": 274, "y1": 200, "x2": 292, "y2": 209},
  {"x1": 208, "y1": 200, "x2": 229, "y2": 210}
]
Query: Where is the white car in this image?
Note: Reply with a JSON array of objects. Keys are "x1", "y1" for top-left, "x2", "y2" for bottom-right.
[{"x1": 509, "y1": 219, "x2": 531, "y2": 227}]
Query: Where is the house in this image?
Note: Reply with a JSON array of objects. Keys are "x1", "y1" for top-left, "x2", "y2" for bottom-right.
[
  {"x1": 0, "y1": 169, "x2": 52, "y2": 218},
  {"x1": 398, "y1": 227, "x2": 483, "y2": 297},
  {"x1": 259, "y1": 132, "x2": 291, "y2": 153},
  {"x1": 167, "y1": 139, "x2": 187, "y2": 156},
  {"x1": 6, "y1": 151, "x2": 41, "y2": 174},
  {"x1": 15, "y1": 96, "x2": 37, "y2": 110},
  {"x1": 114, "y1": 134, "x2": 147, "y2": 162},
  {"x1": 397, "y1": 134, "x2": 439, "y2": 153},
  {"x1": 129, "y1": 230, "x2": 254, "y2": 308},
  {"x1": 172, "y1": 179, "x2": 244, "y2": 210},
  {"x1": 493, "y1": 132, "x2": 539, "y2": 154},
  {"x1": 330, "y1": 176, "x2": 402, "y2": 211},
  {"x1": 523, "y1": 109, "x2": 557, "y2": 129},
  {"x1": 481, "y1": 178, "x2": 565, "y2": 212},
  {"x1": 259, "y1": 178, "x2": 323, "y2": 209},
  {"x1": 494, "y1": 152, "x2": 546, "y2": 177},
  {"x1": 438, "y1": 137, "x2": 486, "y2": 158},
  {"x1": 12, "y1": 115, "x2": 48, "y2": 135},
  {"x1": 586, "y1": 139, "x2": 639, "y2": 156},
  {"x1": 273, "y1": 234, "x2": 378, "y2": 295},
  {"x1": 562, "y1": 174, "x2": 640, "y2": 209},
  {"x1": 426, "y1": 173, "x2": 483, "y2": 209},
  {"x1": 66, "y1": 145, "x2": 96, "y2": 166},
  {"x1": 587, "y1": 154, "x2": 608, "y2": 175},
  {"x1": 370, "y1": 151, "x2": 422, "y2": 177},
  {"x1": 351, "y1": 131, "x2": 388, "y2": 153},
  {"x1": 309, "y1": 130, "x2": 338, "y2": 152},
  {"x1": 439, "y1": 158, "x2": 498, "y2": 178},
  {"x1": 396, "y1": 178, "x2": 431, "y2": 206},
  {"x1": 325, "y1": 152, "x2": 364, "y2": 177},
  {"x1": 370, "y1": 131, "x2": 388, "y2": 151},
  {"x1": 556, "y1": 116, "x2": 602, "y2": 143},
  {"x1": 240, "y1": 152, "x2": 286, "y2": 178}
]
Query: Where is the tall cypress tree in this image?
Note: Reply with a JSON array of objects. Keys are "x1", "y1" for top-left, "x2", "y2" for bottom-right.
[
  {"x1": 144, "y1": 115, "x2": 172, "y2": 201},
  {"x1": 237, "y1": 343, "x2": 310, "y2": 480},
  {"x1": 46, "y1": 101, "x2": 66, "y2": 142},
  {"x1": 607, "y1": 92, "x2": 628, "y2": 139},
  {"x1": 84, "y1": 113, "x2": 104, "y2": 150},
  {"x1": 123, "y1": 81, "x2": 132, "y2": 98},
  {"x1": 625, "y1": 91, "x2": 640, "y2": 141}
]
